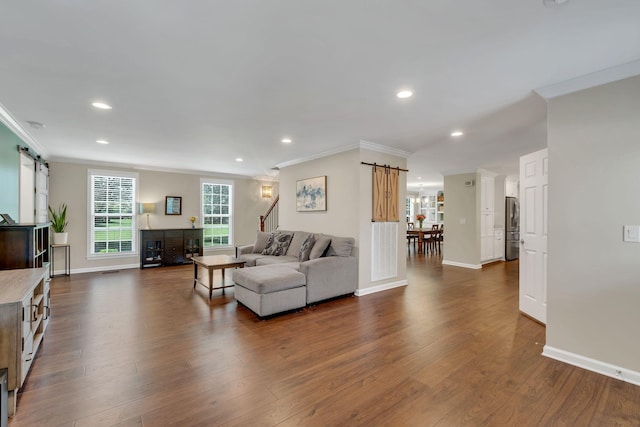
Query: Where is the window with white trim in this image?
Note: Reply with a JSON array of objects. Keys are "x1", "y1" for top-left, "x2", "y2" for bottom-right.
[
  {"x1": 88, "y1": 170, "x2": 137, "y2": 256},
  {"x1": 201, "y1": 179, "x2": 233, "y2": 248}
]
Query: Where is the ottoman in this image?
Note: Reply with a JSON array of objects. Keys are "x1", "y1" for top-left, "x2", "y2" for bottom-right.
[{"x1": 233, "y1": 265, "x2": 307, "y2": 318}]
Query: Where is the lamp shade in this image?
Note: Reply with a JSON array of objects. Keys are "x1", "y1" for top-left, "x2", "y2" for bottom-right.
[
  {"x1": 139, "y1": 203, "x2": 155, "y2": 214},
  {"x1": 261, "y1": 185, "x2": 273, "y2": 198}
]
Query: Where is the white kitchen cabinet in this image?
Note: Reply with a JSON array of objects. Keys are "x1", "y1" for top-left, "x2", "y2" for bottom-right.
[
  {"x1": 494, "y1": 228, "x2": 505, "y2": 259},
  {"x1": 505, "y1": 178, "x2": 518, "y2": 198},
  {"x1": 481, "y1": 176, "x2": 495, "y2": 212},
  {"x1": 481, "y1": 212, "x2": 495, "y2": 261}
]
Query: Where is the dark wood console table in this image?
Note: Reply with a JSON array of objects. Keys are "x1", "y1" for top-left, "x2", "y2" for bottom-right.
[{"x1": 140, "y1": 228, "x2": 203, "y2": 268}]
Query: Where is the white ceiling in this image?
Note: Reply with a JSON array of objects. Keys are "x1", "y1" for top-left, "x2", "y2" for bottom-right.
[{"x1": 1, "y1": 1, "x2": 639, "y2": 191}]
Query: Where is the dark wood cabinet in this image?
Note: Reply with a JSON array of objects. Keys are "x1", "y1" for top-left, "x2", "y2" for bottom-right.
[
  {"x1": 140, "y1": 228, "x2": 203, "y2": 268},
  {"x1": 0, "y1": 223, "x2": 50, "y2": 270}
]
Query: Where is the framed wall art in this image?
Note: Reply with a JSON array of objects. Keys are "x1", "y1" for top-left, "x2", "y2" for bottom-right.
[
  {"x1": 296, "y1": 176, "x2": 327, "y2": 212},
  {"x1": 165, "y1": 196, "x2": 182, "y2": 215}
]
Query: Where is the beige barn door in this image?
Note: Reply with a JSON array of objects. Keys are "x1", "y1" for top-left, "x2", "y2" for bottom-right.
[
  {"x1": 372, "y1": 166, "x2": 387, "y2": 221},
  {"x1": 519, "y1": 148, "x2": 548, "y2": 324},
  {"x1": 386, "y1": 168, "x2": 399, "y2": 222},
  {"x1": 372, "y1": 166, "x2": 399, "y2": 222}
]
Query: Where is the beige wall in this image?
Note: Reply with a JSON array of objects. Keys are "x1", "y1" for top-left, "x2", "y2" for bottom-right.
[
  {"x1": 279, "y1": 147, "x2": 407, "y2": 291},
  {"x1": 546, "y1": 75, "x2": 640, "y2": 372},
  {"x1": 279, "y1": 149, "x2": 360, "y2": 239},
  {"x1": 442, "y1": 173, "x2": 480, "y2": 267},
  {"x1": 48, "y1": 161, "x2": 276, "y2": 272}
]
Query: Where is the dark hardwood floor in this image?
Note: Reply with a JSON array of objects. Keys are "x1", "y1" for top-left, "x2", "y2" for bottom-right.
[{"x1": 8, "y1": 252, "x2": 640, "y2": 426}]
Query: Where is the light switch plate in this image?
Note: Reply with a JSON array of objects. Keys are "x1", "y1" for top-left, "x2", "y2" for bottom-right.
[{"x1": 623, "y1": 225, "x2": 640, "y2": 243}]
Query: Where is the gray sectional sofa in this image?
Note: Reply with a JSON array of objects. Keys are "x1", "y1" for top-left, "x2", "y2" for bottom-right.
[{"x1": 233, "y1": 230, "x2": 357, "y2": 317}]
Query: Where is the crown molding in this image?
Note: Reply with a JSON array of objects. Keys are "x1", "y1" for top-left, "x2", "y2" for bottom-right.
[
  {"x1": 275, "y1": 143, "x2": 361, "y2": 169},
  {"x1": 0, "y1": 101, "x2": 49, "y2": 157},
  {"x1": 49, "y1": 156, "x2": 257, "y2": 180},
  {"x1": 275, "y1": 141, "x2": 410, "y2": 169},
  {"x1": 358, "y1": 140, "x2": 411, "y2": 158},
  {"x1": 534, "y1": 59, "x2": 640, "y2": 100}
]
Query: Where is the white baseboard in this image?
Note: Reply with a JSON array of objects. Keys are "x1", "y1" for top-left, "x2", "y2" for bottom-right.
[
  {"x1": 442, "y1": 260, "x2": 482, "y2": 269},
  {"x1": 356, "y1": 279, "x2": 407, "y2": 297},
  {"x1": 543, "y1": 345, "x2": 640, "y2": 386},
  {"x1": 56, "y1": 263, "x2": 141, "y2": 276}
]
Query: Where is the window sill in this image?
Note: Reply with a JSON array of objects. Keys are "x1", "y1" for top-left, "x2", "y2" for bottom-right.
[{"x1": 87, "y1": 252, "x2": 138, "y2": 260}]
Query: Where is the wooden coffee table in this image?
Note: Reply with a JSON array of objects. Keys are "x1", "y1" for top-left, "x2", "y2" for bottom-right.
[{"x1": 192, "y1": 255, "x2": 246, "y2": 299}]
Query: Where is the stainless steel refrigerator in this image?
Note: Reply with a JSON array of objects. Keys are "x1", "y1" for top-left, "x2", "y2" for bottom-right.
[{"x1": 505, "y1": 197, "x2": 519, "y2": 260}]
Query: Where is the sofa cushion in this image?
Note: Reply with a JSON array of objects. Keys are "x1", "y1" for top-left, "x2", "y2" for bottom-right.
[
  {"x1": 298, "y1": 234, "x2": 315, "y2": 261},
  {"x1": 232, "y1": 266, "x2": 306, "y2": 294},
  {"x1": 237, "y1": 253, "x2": 265, "y2": 267},
  {"x1": 309, "y1": 235, "x2": 331, "y2": 259},
  {"x1": 325, "y1": 235, "x2": 355, "y2": 257},
  {"x1": 285, "y1": 231, "x2": 312, "y2": 257},
  {"x1": 253, "y1": 231, "x2": 272, "y2": 254},
  {"x1": 262, "y1": 231, "x2": 294, "y2": 256},
  {"x1": 256, "y1": 255, "x2": 299, "y2": 266}
]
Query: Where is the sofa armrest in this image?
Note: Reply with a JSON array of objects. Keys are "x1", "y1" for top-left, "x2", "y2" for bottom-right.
[
  {"x1": 300, "y1": 256, "x2": 357, "y2": 304},
  {"x1": 236, "y1": 244, "x2": 255, "y2": 258}
]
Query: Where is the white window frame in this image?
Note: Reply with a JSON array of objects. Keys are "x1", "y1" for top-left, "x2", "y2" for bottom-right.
[
  {"x1": 200, "y1": 178, "x2": 233, "y2": 251},
  {"x1": 87, "y1": 169, "x2": 139, "y2": 259}
]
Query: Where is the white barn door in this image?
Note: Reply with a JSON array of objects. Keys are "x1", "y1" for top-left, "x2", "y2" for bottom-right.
[
  {"x1": 519, "y1": 148, "x2": 548, "y2": 324},
  {"x1": 36, "y1": 163, "x2": 49, "y2": 223},
  {"x1": 19, "y1": 152, "x2": 35, "y2": 223}
]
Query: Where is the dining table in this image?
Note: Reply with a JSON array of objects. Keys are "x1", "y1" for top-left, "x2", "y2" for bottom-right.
[{"x1": 407, "y1": 228, "x2": 440, "y2": 254}]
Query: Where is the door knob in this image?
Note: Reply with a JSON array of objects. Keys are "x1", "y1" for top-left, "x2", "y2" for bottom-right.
[{"x1": 520, "y1": 239, "x2": 524, "y2": 244}]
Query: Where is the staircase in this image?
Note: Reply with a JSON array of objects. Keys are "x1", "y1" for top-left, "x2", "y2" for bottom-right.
[{"x1": 259, "y1": 195, "x2": 279, "y2": 232}]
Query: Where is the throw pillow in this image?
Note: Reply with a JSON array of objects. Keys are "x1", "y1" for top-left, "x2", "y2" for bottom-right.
[
  {"x1": 262, "y1": 232, "x2": 294, "y2": 256},
  {"x1": 325, "y1": 235, "x2": 355, "y2": 257},
  {"x1": 309, "y1": 235, "x2": 331, "y2": 259},
  {"x1": 253, "y1": 231, "x2": 272, "y2": 254},
  {"x1": 298, "y1": 234, "x2": 316, "y2": 261}
]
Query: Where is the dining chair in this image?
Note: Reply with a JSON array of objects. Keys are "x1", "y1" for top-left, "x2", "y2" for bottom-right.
[
  {"x1": 422, "y1": 224, "x2": 439, "y2": 254},
  {"x1": 434, "y1": 224, "x2": 444, "y2": 253},
  {"x1": 407, "y1": 222, "x2": 418, "y2": 252}
]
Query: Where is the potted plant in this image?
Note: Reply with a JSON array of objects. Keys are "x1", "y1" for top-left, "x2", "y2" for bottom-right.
[{"x1": 48, "y1": 203, "x2": 69, "y2": 245}]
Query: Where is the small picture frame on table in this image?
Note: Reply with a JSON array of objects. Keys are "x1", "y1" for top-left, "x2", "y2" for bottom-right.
[{"x1": 0, "y1": 213, "x2": 16, "y2": 225}]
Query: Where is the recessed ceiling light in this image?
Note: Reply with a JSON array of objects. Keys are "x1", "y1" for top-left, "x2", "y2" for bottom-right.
[
  {"x1": 396, "y1": 90, "x2": 413, "y2": 99},
  {"x1": 451, "y1": 131, "x2": 464, "y2": 137},
  {"x1": 543, "y1": 0, "x2": 569, "y2": 7},
  {"x1": 417, "y1": 176, "x2": 422, "y2": 180},
  {"x1": 235, "y1": 157, "x2": 244, "y2": 162},
  {"x1": 281, "y1": 138, "x2": 292, "y2": 144},
  {"x1": 91, "y1": 102, "x2": 112, "y2": 110},
  {"x1": 96, "y1": 139, "x2": 110, "y2": 144}
]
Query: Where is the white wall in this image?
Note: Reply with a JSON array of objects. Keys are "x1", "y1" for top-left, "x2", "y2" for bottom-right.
[
  {"x1": 48, "y1": 161, "x2": 275, "y2": 272},
  {"x1": 546, "y1": 75, "x2": 640, "y2": 373}
]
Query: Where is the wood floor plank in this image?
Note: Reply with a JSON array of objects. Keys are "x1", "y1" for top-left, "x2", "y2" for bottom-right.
[{"x1": 7, "y1": 256, "x2": 640, "y2": 426}]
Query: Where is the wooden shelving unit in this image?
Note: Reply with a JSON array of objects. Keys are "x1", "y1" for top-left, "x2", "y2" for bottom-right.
[{"x1": 0, "y1": 223, "x2": 50, "y2": 270}]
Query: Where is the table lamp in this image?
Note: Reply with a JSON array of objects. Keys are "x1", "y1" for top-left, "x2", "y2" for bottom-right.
[{"x1": 139, "y1": 203, "x2": 155, "y2": 229}]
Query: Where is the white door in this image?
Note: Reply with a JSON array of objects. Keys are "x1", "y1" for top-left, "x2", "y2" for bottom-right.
[
  {"x1": 19, "y1": 152, "x2": 35, "y2": 223},
  {"x1": 519, "y1": 148, "x2": 548, "y2": 324},
  {"x1": 35, "y1": 163, "x2": 49, "y2": 223}
]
